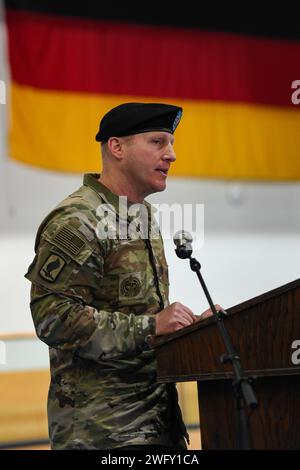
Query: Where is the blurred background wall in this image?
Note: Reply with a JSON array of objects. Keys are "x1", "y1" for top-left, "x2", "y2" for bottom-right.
[{"x1": 0, "y1": 2, "x2": 299, "y2": 449}]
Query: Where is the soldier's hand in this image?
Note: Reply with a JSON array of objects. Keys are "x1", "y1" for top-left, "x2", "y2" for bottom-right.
[
  {"x1": 194, "y1": 304, "x2": 223, "y2": 321},
  {"x1": 155, "y1": 302, "x2": 197, "y2": 335}
]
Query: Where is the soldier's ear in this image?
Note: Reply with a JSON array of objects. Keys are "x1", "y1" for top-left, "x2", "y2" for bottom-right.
[{"x1": 107, "y1": 137, "x2": 125, "y2": 161}]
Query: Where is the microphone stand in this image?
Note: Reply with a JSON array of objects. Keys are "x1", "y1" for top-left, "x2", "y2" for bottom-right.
[{"x1": 175, "y1": 243, "x2": 258, "y2": 450}]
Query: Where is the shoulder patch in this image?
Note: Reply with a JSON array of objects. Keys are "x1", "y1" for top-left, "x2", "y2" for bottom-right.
[
  {"x1": 53, "y1": 225, "x2": 86, "y2": 256},
  {"x1": 39, "y1": 254, "x2": 66, "y2": 282}
]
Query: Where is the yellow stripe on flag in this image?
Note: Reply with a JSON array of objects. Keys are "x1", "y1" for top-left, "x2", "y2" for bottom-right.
[{"x1": 9, "y1": 82, "x2": 300, "y2": 180}]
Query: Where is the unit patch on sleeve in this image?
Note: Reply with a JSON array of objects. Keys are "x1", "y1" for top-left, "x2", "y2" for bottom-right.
[{"x1": 39, "y1": 254, "x2": 66, "y2": 282}]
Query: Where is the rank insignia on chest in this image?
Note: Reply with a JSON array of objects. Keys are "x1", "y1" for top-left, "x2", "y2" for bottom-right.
[{"x1": 119, "y1": 272, "x2": 143, "y2": 299}]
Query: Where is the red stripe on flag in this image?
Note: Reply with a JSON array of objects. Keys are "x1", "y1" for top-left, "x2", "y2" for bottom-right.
[{"x1": 6, "y1": 9, "x2": 300, "y2": 107}]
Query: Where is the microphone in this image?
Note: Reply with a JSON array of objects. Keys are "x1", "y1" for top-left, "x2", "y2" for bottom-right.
[{"x1": 173, "y1": 230, "x2": 193, "y2": 259}]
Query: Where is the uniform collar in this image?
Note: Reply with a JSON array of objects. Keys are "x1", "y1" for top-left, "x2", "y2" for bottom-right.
[
  {"x1": 83, "y1": 173, "x2": 122, "y2": 215},
  {"x1": 83, "y1": 173, "x2": 157, "y2": 221}
]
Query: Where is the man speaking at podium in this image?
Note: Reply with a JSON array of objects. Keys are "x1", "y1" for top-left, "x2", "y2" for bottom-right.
[{"x1": 25, "y1": 102, "x2": 219, "y2": 450}]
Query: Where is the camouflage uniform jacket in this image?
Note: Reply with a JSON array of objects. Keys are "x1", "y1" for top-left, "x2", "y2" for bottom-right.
[{"x1": 25, "y1": 173, "x2": 188, "y2": 450}]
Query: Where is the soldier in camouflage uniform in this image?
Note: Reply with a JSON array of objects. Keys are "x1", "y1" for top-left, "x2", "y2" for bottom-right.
[{"x1": 25, "y1": 103, "x2": 215, "y2": 450}]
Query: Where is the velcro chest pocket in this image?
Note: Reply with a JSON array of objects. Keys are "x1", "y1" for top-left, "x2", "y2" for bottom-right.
[{"x1": 99, "y1": 239, "x2": 148, "y2": 307}]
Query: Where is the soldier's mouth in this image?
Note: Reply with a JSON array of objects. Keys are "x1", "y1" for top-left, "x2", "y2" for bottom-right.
[{"x1": 155, "y1": 168, "x2": 168, "y2": 177}]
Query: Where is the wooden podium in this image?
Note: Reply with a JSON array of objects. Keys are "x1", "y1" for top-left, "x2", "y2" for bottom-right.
[{"x1": 151, "y1": 279, "x2": 300, "y2": 449}]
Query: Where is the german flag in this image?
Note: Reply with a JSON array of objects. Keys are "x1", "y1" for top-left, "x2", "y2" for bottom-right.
[{"x1": 4, "y1": 2, "x2": 300, "y2": 179}]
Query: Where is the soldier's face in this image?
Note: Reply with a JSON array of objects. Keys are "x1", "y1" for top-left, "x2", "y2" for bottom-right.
[{"x1": 123, "y1": 131, "x2": 176, "y2": 197}]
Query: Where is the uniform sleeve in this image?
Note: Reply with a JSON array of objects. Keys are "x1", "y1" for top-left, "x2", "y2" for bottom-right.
[{"x1": 25, "y1": 217, "x2": 156, "y2": 361}]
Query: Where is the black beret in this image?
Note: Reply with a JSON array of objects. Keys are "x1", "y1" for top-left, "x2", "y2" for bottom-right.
[{"x1": 95, "y1": 102, "x2": 183, "y2": 142}]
